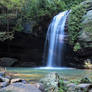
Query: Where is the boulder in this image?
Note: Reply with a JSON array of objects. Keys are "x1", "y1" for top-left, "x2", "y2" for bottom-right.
[
  {"x1": 10, "y1": 78, "x2": 27, "y2": 84},
  {"x1": 0, "y1": 57, "x2": 18, "y2": 67},
  {"x1": 31, "y1": 83, "x2": 44, "y2": 92},
  {"x1": 77, "y1": 84, "x2": 92, "y2": 92},
  {"x1": 0, "y1": 82, "x2": 9, "y2": 88},
  {"x1": 67, "y1": 83, "x2": 92, "y2": 92},
  {"x1": 67, "y1": 83, "x2": 77, "y2": 92},
  {"x1": 0, "y1": 76, "x2": 9, "y2": 83},
  {"x1": 0, "y1": 76, "x2": 10, "y2": 88},
  {"x1": 40, "y1": 72, "x2": 61, "y2": 92},
  {"x1": 0, "y1": 83, "x2": 42, "y2": 92},
  {"x1": 0, "y1": 73, "x2": 5, "y2": 77},
  {"x1": 67, "y1": 83, "x2": 76, "y2": 87}
]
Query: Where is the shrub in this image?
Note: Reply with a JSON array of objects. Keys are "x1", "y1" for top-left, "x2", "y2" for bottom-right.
[{"x1": 68, "y1": 4, "x2": 87, "y2": 47}]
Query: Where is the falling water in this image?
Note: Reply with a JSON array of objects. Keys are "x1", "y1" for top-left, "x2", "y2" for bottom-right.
[{"x1": 43, "y1": 11, "x2": 70, "y2": 67}]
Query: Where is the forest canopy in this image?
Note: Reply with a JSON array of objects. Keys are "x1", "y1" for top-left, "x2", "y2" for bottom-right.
[{"x1": 0, "y1": 0, "x2": 84, "y2": 41}]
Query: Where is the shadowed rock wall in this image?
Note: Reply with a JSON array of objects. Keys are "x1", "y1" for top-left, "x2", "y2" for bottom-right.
[{"x1": 0, "y1": 32, "x2": 44, "y2": 67}]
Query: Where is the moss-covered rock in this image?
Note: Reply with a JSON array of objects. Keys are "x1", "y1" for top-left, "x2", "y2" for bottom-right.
[
  {"x1": 68, "y1": 4, "x2": 87, "y2": 48},
  {"x1": 78, "y1": 10, "x2": 92, "y2": 48},
  {"x1": 67, "y1": 0, "x2": 92, "y2": 68}
]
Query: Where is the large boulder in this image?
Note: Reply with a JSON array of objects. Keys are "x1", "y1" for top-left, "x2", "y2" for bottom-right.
[
  {"x1": 0, "y1": 83, "x2": 42, "y2": 92},
  {"x1": 10, "y1": 78, "x2": 27, "y2": 84},
  {"x1": 67, "y1": 83, "x2": 92, "y2": 92}
]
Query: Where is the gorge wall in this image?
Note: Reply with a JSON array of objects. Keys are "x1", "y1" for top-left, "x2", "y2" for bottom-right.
[{"x1": 0, "y1": 32, "x2": 44, "y2": 67}]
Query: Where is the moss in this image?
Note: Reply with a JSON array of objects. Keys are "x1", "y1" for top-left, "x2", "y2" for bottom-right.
[
  {"x1": 58, "y1": 79, "x2": 68, "y2": 92},
  {"x1": 68, "y1": 4, "x2": 87, "y2": 50},
  {"x1": 73, "y1": 42, "x2": 81, "y2": 51}
]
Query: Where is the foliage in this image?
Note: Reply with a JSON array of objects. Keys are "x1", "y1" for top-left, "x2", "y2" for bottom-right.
[
  {"x1": 0, "y1": 0, "x2": 25, "y2": 10},
  {"x1": 21, "y1": 0, "x2": 66, "y2": 24},
  {"x1": 19, "y1": 0, "x2": 85, "y2": 36},
  {"x1": 84, "y1": 59, "x2": 92, "y2": 69},
  {"x1": 0, "y1": 32, "x2": 14, "y2": 41},
  {"x1": 70, "y1": 80, "x2": 80, "y2": 85},
  {"x1": 64, "y1": 0, "x2": 84, "y2": 9},
  {"x1": 68, "y1": 4, "x2": 87, "y2": 47},
  {"x1": 0, "y1": 0, "x2": 85, "y2": 41},
  {"x1": 22, "y1": 0, "x2": 85, "y2": 25},
  {"x1": 13, "y1": 18, "x2": 23, "y2": 32},
  {"x1": 73, "y1": 42, "x2": 81, "y2": 51},
  {"x1": 82, "y1": 22, "x2": 92, "y2": 32},
  {"x1": 80, "y1": 77, "x2": 92, "y2": 83},
  {"x1": 58, "y1": 79, "x2": 67, "y2": 92},
  {"x1": 0, "y1": 0, "x2": 25, "y2": 41}
]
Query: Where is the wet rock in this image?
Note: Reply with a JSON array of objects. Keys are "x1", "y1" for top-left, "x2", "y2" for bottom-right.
[
  {"x1": 0, "y1": 76, "x2": 9, "y2": 83},
  {"x1": 0, "y1": 73, "x2": 4, "y2": 77},
  {"x1": 67, "y1": 83, "x2": 76, "y2": 87},
  {"x1": 40, "y1": 72, "x2": 61, "y2": 92},
  {"x1": 0, "y1": 83, "x2": 42, "y2": 92},
  {"x1": 67, "y1": 83, "x2": 92, "y2": 92},
  {"x1": 0, "y1": 76, "x2": 10, "y2": 88},
  {"x1": 31, "y1": 83, "x2": 44, "y2": 92},
  {"x1": 0, "y1": 81, "x2": 9, "y2": 88},
  {"x1": 77, "y1": 84, "x2": 92, "y2": 92},
  {"x1": 10, "y1": 78, "x2": 27, "y2": 84},
  {"x1": 67, "y1": 83, "x2": 77, "y2": 92}
]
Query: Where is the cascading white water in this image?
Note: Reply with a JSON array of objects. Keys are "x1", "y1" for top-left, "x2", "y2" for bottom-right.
[{"x1": 43, "y1": 11, "x2": 70, "y2": 68}]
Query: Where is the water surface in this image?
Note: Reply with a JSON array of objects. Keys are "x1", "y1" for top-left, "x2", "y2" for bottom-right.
[{"x1": 6, "y1": 67, "x2": 92, "y2": 82}]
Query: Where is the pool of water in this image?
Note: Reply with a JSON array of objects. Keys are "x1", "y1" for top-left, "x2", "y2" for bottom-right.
[{"x1": 6, "y1": 67, "x2": 92, "y2": 82}]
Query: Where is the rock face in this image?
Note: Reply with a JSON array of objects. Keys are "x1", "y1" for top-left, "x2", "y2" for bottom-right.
[
  {"x1": 69, "y1": 0, "x2": 92, "y2": 68},
  {"x1": 79, "y1": 0, "x2": 92, "y2": 47},
  {"x1": 81, "y1": 0, "x2": 92, "y2": 11},
  {"x1": 79, "y1": 10, "x2": 92, "y2": 48},
  {"x1": 0, "y1": 32, "x2": 44, "y2": 67}
]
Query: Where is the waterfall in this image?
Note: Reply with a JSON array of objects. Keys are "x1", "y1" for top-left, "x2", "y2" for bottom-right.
[{"x1": 43, "y1": 11, "x2": 70, "y2": 67}]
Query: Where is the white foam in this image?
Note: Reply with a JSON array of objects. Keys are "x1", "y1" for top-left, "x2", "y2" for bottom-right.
[{"x1": 34, "y1": 67, "x2": 74, "y2": 70}]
